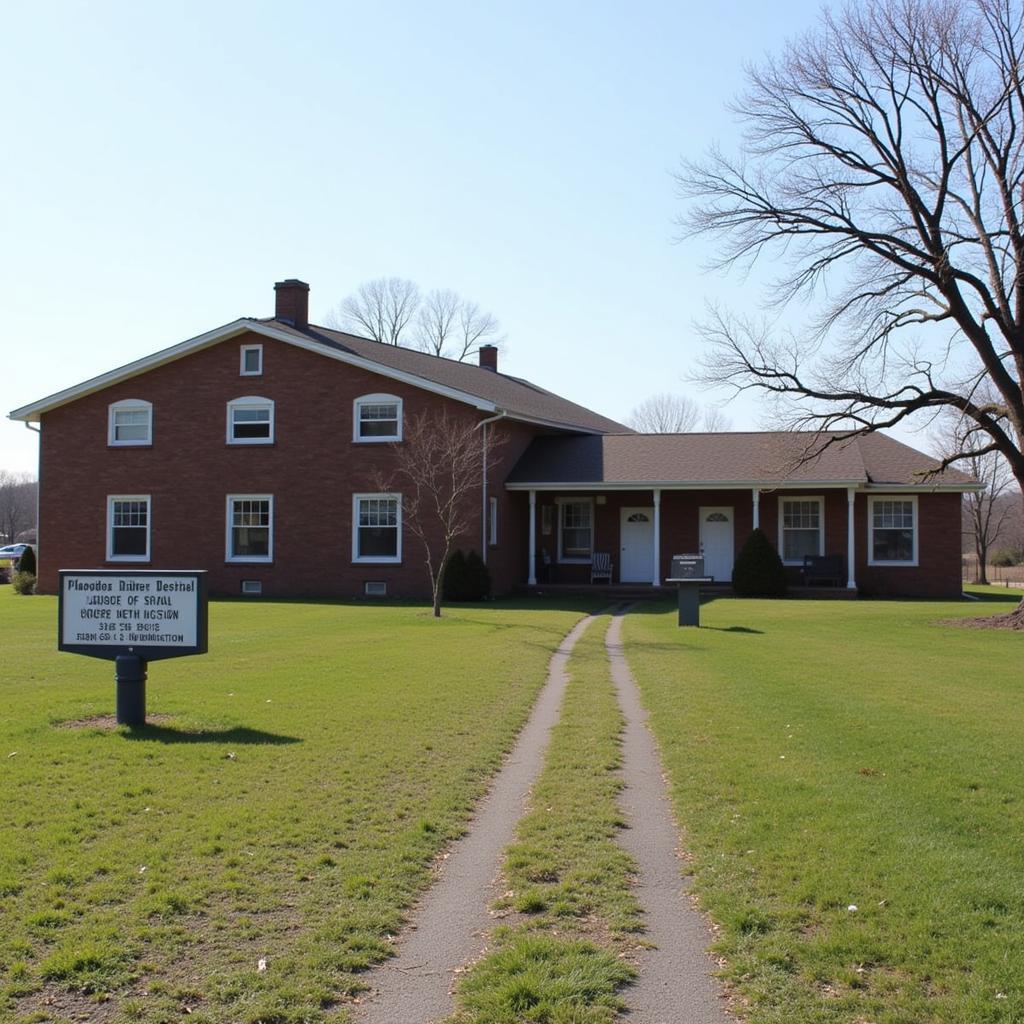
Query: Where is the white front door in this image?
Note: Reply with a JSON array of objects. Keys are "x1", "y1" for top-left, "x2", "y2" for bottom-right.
[
  {"x1": 700, "y1": 506, "x2": 734, "y2": 582},
  {"x1": 620, "y1": 507, "x2": 654, "y2": 582}
]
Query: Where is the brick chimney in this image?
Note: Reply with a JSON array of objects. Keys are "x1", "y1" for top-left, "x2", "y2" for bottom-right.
[
  {"x1": 274, "y1": 279, "x2": 310, "y2": 328},
  {"x1": 478, "y1": 344, "x2": 498, "y2": 372}
]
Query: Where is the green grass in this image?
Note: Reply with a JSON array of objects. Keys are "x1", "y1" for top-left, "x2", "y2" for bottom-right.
[
  {"x1": 449, "y1": 614, "x2": 638, "y2": 1024},
  {"x1": 0, "y1": 589, "x2": 594, "y2": 1024},
  {"x1": 623, "y1": 590, "x2": 1024, "y2": 1024}
]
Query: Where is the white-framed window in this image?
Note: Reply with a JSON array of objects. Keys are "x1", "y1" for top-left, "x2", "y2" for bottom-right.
[
  {"x1": 778, "y1": 496, "x2": 824, "y2": 564},
  {"x1": 226, "y1": 495, "x2": 273, "y2": 562},
  {"x1": 353, "y1": 493, "x2": 401, "y2": 563},
  {"x1": 107, "y1": 495, "x2": 151, "y2": 562},
  {"x1": 108, "y1": 399, "x2": 153, "y2": 446},
  {"x1": 353, "y1": 394, "x2": 402, "y2": 443},
  {"x1": 868, "y1": 495, "x2": 918, "y2": 566},
  {"x1": 557, "y1": 497, "x2": 593, "y2": 563},
  {"x1": 240, "y1": 344, "x2": 263, "y2": 376},
  {"x1": 227, "y1": 396, "x2": 274, "y2": 444},
  {"x1": 489, "y1": 496, "x2": 499, "y2": 546}
]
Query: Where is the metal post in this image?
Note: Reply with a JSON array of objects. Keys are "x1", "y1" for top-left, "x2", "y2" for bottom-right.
[
  {"x1": 528, "y1": 490, "x2": 537, "y2": 586},
  {"x1": 651, "y1": 488, "x2": 661, "y2": 586},
  {"x1": 677, "y1": 582, "x2": 702, "y2": 626},
  {"x1": 115, "y1": 655, "x2": 147, "y2": 726},
  {"x1": 846, "y1": 487, "x2": 857, "y2": 590}
]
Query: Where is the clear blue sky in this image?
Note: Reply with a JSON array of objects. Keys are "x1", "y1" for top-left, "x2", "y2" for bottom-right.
[{"x1": 1, "y1": 0, "x2": 833, "y2": 474}]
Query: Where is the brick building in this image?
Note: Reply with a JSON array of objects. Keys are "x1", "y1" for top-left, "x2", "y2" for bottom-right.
[{"x1": 10, "y1": 279, "x2": 979, "y2": 599}]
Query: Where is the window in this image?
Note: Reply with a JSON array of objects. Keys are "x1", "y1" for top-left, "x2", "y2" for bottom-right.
[
  {"x1": 107, "y1": 496, "x2": 150, "y2": 561},
  {"x1": 778, "y1": 497, "x2": 824, "y2": 563},
  {"x1": 227, "y1": 397, "x2": 274, "y2": 444},
  {"x1": 557, "y1": 498, "x2": 593, "y2": 562},
  {"x1": 353, "y1": 394, "x2": 402, "y2": 442},
  {"x1": 868, "y1": 496, "x2": 918, "y2": 565},
  {"x1": 240, "y1": 344, "x2": 263, "y2": 376},
  {"x1": 227, "y1": 496, "x2": 273, "y2": 562},
  {"x1": 353, "y1": 494, "x2": 401, "y2": 562},
  {"x1": 489, "y1": 496, "x2": 499, "y2": 546},
  {"x1": 108, "y1": 400, "x2": 152, "y2": 446}
]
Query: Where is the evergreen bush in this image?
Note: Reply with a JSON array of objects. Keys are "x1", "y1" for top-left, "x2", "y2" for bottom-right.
[
  {"x1": 17, "y1": 546, "x2": 36, "y2": 576},
  {"x1": 442, "y1": 549, "x2": 491, "y2": 601},
  {"x1": 732, "y1": 528, "x2": 788, "y2": 597}
]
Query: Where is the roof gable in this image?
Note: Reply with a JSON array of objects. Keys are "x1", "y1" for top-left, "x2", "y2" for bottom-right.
[{"x1": 9, "y1": 318, "x2": 628, "y2": 434}]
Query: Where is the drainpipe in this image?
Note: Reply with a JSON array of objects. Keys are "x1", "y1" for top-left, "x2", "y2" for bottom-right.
[
  {"x1": 475, "y1": 412, "x2": 507, "y2": 564},
  {"x1": 24, "y1": 422, "x2": 41, "y2": 569}
]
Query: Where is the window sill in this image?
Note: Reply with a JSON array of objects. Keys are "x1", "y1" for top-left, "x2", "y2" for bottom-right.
[
  {"x1": 558, "y1": 557, "x2": 592, "y2": 565},
  {"x1": 867, "y1": 560, "x2": 918, "y2": 568},
  {"x1": 352, "y1": 558, "x2": 402, "y2": 565},
  {"x1": 226, "y1": 440, "x2": 275, "y2": 447},
  {"x1": 226, "y1": 559, "x2": 274, "y2": 565},
  {"x1": 108, "y1": 442, "x2": 153, "y2": 449},
  {"x1": 106, "y1": 557, "x2": 151, "y2": 564},
  {"x1": 352, "y1": 437, "x2": 402, "y2": 445}
]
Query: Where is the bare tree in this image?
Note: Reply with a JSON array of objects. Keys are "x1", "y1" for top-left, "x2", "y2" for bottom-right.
[
  {"x1": 938, "y1": 410, "x2": 1016, "y2": 583},
  {"x1": 328, "y1": 279, "x2": 503, "y2": 361},
  {"x1": 413, "y1": 290, "x2": 503, "y2": 361},
  {"x1": 678, "y1": 0, "x2": 1024, "y2": 616},
  {"x1": 0, "y1": 471, "x2": 36, "y2": 545},
  {"x1": 627, "y1": 393, "x2": 732, "y2": 432},
  {"x1": 378, "y1": 411, "x2": 503, "y2": 617},
  {"x1": 327, "y1": 277, "x2": 420, "y2": 345}
]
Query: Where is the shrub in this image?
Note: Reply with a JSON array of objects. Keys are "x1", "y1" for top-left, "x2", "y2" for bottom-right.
[
  {"x1": 991, "y1": 548, "x2": 1023, "y2": 567},
  {"x1": 17, "y1": 546, "x2": 35, "y2": 576},
  {"x1": 11, "y1": 572, "x2": 36, "y2": 595},
  {"x1": 442, "y1": 549, "x2": 491, "y2": 602},
  {"x1": 732, "y1": 528, "x2": 788, "y2": 597}
]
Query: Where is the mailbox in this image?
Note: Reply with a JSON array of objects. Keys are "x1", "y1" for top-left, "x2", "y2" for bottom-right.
[{"x1": 670, "y1": 554, "x2": 705, "y2": 580}]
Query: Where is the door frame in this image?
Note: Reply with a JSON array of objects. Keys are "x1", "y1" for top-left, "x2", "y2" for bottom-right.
[
  {"x1": 619, "y1": 506, "x2": 655, "y2": 583},
  {"x1": 699, "y1": 505, "x2": 735, "y2": 582}
]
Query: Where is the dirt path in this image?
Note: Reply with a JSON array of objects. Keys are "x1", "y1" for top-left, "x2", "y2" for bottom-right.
[
  {"x1": 606, "y1": 609, "x2": 732, "y2": 1024},
  {"x1": 354, "y1": 612, "x2": 597, "y2": 1024}
]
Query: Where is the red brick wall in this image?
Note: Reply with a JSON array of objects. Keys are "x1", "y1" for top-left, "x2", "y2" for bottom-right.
[{"x1": 37, "y1": 331, "x2": 543, "y2": 599}]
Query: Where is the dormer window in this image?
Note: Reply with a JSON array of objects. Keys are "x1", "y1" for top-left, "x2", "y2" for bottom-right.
[
  {"x1": 108, "y1": 400, "x2": 153, "y2": 446},
  {"x1": 240, "y1": 344, "x2": 263, "y2": 376},
  {"x1": 354, "y1": 394, "x2": 402, "y2": 443},
  {"x1": 227, "y1": 397, "x2": 274, "y2": 444}
]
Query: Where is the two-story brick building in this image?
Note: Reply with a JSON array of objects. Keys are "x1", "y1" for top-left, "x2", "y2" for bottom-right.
[{"x1": 10, "y1": 279, "x2": 979, "y2": 599}]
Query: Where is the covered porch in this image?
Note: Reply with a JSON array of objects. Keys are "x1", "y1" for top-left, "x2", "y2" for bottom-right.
[{"x1": 514, "y1": 486, "x2": 861, "y2": 591}]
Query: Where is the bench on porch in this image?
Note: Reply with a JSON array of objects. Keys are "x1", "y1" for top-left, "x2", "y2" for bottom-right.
[
  {"x1": 591, "y1": 552, "x2": 613, "y2": 584},
  {"x1": 801, "y1": 554, "x2": 844, "y2": 587}
]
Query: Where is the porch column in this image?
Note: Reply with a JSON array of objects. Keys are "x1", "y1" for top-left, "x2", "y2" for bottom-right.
[
  {"x1": 752, "y1": 488, "x2": 761, "y2": 530},
  {"x1": 652, "y1": 488, "x2": 662, "y2": 586},
  {"x1": 528, "y1": 490, "x2": 537, "y2": 586},
  {"x1": 846, "y1": 487, "x2": 857, "y2": 590}
]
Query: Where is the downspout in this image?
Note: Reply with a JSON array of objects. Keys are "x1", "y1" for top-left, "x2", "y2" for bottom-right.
[
  {"x1": 476, "y1": 412, "x2": 508, "y2": 564},
  {"x1": 24, "y1": 422, "x2": 41, "y2": 572}
]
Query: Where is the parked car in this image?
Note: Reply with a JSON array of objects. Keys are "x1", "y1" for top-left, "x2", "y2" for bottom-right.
[{"x1": 0, "y1": 544, "x2": 30, "y2": 581}]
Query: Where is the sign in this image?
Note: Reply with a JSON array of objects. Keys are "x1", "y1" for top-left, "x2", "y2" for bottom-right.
[
  {"x1": 670, "y1": 554, "x2": 706, "y2": 580},
  {"x1": 59, "y1": 570, "x2": 208, "y2": 662}
]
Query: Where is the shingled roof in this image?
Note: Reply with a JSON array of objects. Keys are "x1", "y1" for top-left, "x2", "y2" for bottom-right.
[
  {"x1": 261, "y1": 319, "x2": 628, "y2": 433},
  {"x1": 506, "y1": 431, "x2": 979, "y2": 489}
]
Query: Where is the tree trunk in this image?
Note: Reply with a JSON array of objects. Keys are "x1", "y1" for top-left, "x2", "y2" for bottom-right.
[{"x1": 975, "y1": 538, "x2": 989, "y2": 586}]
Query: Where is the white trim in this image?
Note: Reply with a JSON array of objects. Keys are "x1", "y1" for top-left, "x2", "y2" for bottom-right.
[
  {"x1": 227, "y1": 396, "x2": 274, "y2": 445},
  {"x1": 489, "y1": 495, "x2": 499, "y2": 546},
  {"x1": 777, "y1": 495, "x2": 825, "y2": 565},
  {"x1": 226, "y1": 494, "x2": 274, "y2": 563},
  {"x1": 846, "y1": 487, "x2": 857, "y2": 589},
  {"x1": 556, "y1": 496, "x2": 594, "y2": 564},
  {"x1": 867, "y1": 494, "x2": 919, "y2": 567},
  {"x1": 505, "y1": 480, "x2": 982, "y2": 492},
  {"x1": 352, "y1": 493, "x2": 402, "y2": 564},
  {"x1": 652, "y1": 488, "x2": 661, "y2": 586},
  {"x1": 528, "y1": 491, "x2": 537, "y2": 585},
  {"x1": 107, "y1": 494, "x2": 151, "y2": 563},
  {"x1": 752, "y1": 488, "x2": 760, "y2": 529},
  {"x1": 240, "y1": 344, "x2": 263, "y2": 376},
  {"x1": 353, "y1": 393, "x2": 403, "y2": 443},
  {"x1": 107, "y1": 399, "x2": 153, "y2": 447}
]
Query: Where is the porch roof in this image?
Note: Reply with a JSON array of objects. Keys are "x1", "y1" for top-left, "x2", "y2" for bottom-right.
[{"x1": 505, "y1": 431, "x2": 980, "y2": 490}]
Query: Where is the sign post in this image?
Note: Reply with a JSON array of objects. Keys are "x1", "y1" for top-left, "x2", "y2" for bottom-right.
[{"x1": 59, "y1": 570, "x2": 208, "y2": 726}]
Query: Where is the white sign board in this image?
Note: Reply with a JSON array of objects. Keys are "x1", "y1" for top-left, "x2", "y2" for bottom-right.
[{"x1": 58, "y1": 571, "x2": 208, "y2": 662}]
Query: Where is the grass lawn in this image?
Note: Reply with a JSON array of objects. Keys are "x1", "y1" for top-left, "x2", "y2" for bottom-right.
[
  {"x1": 623, "y1": 589, "x2": 1024, "y2": 1024},
  {"x1": 0, "y1": 589, "x2": 593, "y2": 1024},
  {"x1": 449, "y1": 614, "x2": 638, "y2": 1024}
]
